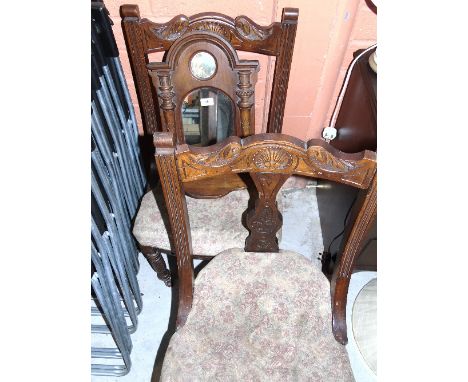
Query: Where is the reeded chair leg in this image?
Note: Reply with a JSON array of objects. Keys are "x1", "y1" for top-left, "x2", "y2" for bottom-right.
[
  {"x1": 331, "y1": 276, "x2": 350, "y2": 344},
  {"x1": 140, "y1": 245, "x2": 172, "y2": 287},
  {"x1": 331, "y1": 175, "x2": 377, "y2": 345}
]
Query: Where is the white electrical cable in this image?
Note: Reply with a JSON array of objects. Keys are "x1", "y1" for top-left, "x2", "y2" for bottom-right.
[{"x1": 323, "y1": 43, "x2": 377, "y2": 142}]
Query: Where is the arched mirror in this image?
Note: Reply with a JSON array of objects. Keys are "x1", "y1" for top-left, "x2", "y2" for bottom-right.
[{"x1": 181, "y1": 88, "x2": 235, "y2": 146}]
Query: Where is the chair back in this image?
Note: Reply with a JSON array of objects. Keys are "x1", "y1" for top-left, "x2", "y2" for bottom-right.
[
  {"x1": 121, "y1": 5, "x2": 299, "y2": 138},
  {"x1": 154, "y1": 131, "x2": 377, "y2": 345}
]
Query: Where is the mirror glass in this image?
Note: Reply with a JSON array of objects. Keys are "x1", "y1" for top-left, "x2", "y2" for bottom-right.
[
  {"x1": 181, "y1": 88, "x2": 234, "y2": 146},
  {"x1": 190, "y1": 52, "x2": 216, "y2": 80}
]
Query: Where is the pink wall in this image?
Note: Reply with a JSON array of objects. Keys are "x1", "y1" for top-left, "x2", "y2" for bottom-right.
[{"x1": 107, "y1": 0, "x2": 376, "y2": 140}]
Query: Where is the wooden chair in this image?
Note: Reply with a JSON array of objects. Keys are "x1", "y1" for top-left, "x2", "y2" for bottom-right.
[
  {"x1": 154, "y1": 131, "x2": 376, "y2": 380},
  {"x1": 121, "y1": 5, "x2": 299, "y2": 285}
]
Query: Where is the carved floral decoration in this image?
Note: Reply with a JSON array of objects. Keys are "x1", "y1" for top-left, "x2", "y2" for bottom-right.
[
  {"x1": 194, "y1": 142, "x2": 242, "y2": 167},
  {"x1": 307, "y1": 147, "x2": 356, "y2": 173},
  {"x1": 150, "y1": 15, "x2": 273, "y2": 45},
  {"x1": 234, "y1": 17, "x2": 273, "y2": 41}
]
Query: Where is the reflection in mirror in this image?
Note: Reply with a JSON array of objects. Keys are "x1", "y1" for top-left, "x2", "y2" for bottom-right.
[
  {"x1": 182, "y1": 88, "x2": 234, "y2": 146},
  {"x1": 190, "y1": 51, "x2": 217, "y2": 80}
]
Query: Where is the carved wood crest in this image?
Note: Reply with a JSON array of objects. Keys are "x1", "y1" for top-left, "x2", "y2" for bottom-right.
[
  {"x1": 193, "y1": 141, "x2": 242, "y2": 167},
  {"x1": 173, "y1": 134, "x2": 376, "y2": 189},
  {"x1": 140, "y1": 13, "x2": 281, "y2": 55}
]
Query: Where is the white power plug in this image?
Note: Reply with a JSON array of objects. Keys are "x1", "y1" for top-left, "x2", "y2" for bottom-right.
[{"x1": 322, "y1": 126, "x2": 337, "y2": 141}]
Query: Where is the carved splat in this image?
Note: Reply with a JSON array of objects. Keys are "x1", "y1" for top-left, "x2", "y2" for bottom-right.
[
  {"x1": 245, "y1": 173, "x2": 289, "y2": 252},
  {"x1": 147, "y1": 31, "x2": 259, "y2": 143}
]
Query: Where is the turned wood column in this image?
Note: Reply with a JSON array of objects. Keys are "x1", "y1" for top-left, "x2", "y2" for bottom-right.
[{"x1": 236, "y1": 71, "x2": 255, "y2": 137}]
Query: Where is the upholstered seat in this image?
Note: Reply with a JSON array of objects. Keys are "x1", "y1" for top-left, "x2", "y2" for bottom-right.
[
  {"x1": 161, "y1": 248, "x2": 355, "y2": 381},
  {"x1": 133, "y1": 188, "x2": 283, "y2": 257}
]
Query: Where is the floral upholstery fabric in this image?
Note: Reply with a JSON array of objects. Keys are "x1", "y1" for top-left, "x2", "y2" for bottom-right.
[
  {"x1": 161, "y1": 248, "x2": 355, "y2": 382},
  {"x1": 132, "y1": 188, "x2": 283, "y2": 257}
]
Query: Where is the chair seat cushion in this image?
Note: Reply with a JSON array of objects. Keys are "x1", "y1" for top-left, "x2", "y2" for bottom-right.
[
  {"x1": 133, "y1": 188, "x2": 282, "y2": 257},
  {"x1": 161, "y1": 248, "x2": 354, "y2": 381}
]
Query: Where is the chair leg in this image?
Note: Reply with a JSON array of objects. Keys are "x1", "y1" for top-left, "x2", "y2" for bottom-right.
[
  {"x1": 140, "y1": 245, "x2": 172, "y2": 287},
  {"x1": 331, "y1": 175, "x2": 377, "y2": 345},
  {"x1": 331, "y1": 276, "x2": 350, "y2": 344}
]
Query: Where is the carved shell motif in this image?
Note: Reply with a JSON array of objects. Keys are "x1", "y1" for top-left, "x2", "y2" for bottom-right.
[
  {"x1": 189, "y1": 22, "x2": 225, "y2": 37},
  {"x1": 252, "y1": 147, "x2": 292, "y2": 170}
]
